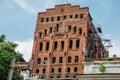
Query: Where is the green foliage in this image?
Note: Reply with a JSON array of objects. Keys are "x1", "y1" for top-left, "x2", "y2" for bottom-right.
[
  {"x1": 105, "y1": 57, "x2": 113, "y2": 61},
  {"x1": 84, "y1": 58, "x2": 93, "y2": 62},
  {"x1": 0, "y1": 35, "x2": 24, "y2": 80},
  {"x1": 99, "y1": 63, "x2": 106, "y2": 73}
]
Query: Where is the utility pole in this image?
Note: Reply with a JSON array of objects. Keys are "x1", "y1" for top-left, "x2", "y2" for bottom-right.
[{"x1": 7, "y1": 58, "x2": 16, "y2": 80}]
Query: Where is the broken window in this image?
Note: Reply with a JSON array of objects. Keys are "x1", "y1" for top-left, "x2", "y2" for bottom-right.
[
  {"x1": 80, "y1": 14, "x2": 83, "y2": 19},
  {"x1": 49, "y1": 27, "x2": 52, "y2": 34},
  {"x1": 55, "y1": 24, "x2": 59, "y2": 32},
  {"x1": 54, "y1": 41, "x2": 57, "y2": 50},
  {"x1": 41, "y1": 18, "x2": 44, "y2": 22},
  {"x1": 46, "y1": 17, "x2": 49, "y2": 22},
  {"x1": 57, "y1": 16, "x2": 60, "y2": 21},
  {"x1": 59, "y1": 57, "x2": 63, "y2": 63},
  {"x1": 36, "y1": 69, "x2": 39, "y2": 74},
  {"x1": 73, "y1": 26, "x2": 77, "y2": 33},
  {"x1": 37, "y1": 58, "x2": 41, "y2": 64},
  {"x1": 61, "y1": 41, "x2": 64, "y2": 50},
  {"x1": 68, "y1": 25, "x2": 71, "y2": 31},
  {"x1": 75, "y1": 56, "x2": 78, "y2": 63},
  {"x1": 51, "y1": 68, "x2": 54, "y2": 73},
  {"x1": 76, "y1": 39, "x2": 80, "y2": 48},
  {"x1": 44, "y1": 29, "x2": 47, "y2": 36},
  {"x1": 67, "y1": 67, "x2": 70, "y2": 72},
  {"x1": 46, "y1": 42, "x2": 49, "y2": 51},
  {"x1": 63, "y1": 15, "x2": 66, "y2": 19},
  {"x1": 44, "y1": 57, "x2": 48, "y2": 64},
  {"x1": 70, "y1": 15, "x2": 73, "y2": 18},
  {"x1": 79, "y1": 28, "x2": 82, "y2": 35},
  {"x1": 52, "y1": 57, "x2": 56, "y2": 64},
  {"x1": 39, "y1": 42, "x2": 43, "y2": 51},
  {"x1": 75, "y1": 14, "x2": 78, "y2": 18},
  {"x1": 39, "y1": 32, "x2": 42, "y2": 38},
  {"x1": 68, "y1": 56, "x2": 71, "y2": 63},
  {"x1": 58, "y1": 68, "x2": 61, "y2": 73},
  {"x1": 42, "y1": 69, "x2": 46, "y2": 73},
  {"x1": 69, "y1": 40, "x2": 73, "y2": 49},
  {"x1": 51, "y1": 17, "x2": 54, "y2": 21},
  {"x1": 74, "y1": 67, "x2": 78, "y2": 72}
]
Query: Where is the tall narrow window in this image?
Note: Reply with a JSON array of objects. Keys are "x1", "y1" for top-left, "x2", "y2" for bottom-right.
[
  {"x1": 39, "y1": 42, "x2": 43, "y2": 51},
  {"x1": 39, "y1": 32, "x2": 42, "y2": 38},
  {"x1": 44, "y1": 58, "x2": 48, "y2": 64},
  {"x1": 61, "y1": 41, "x2": 64, "y2": 50},
  {"x1": 59, "y1": 57, "x2": 63, "y2": 63},
  {"x1": 67, "y1": 67, "x2": 70, "y2": 72},
  {"x1": 44, "y1": 29, "x2": 47, "y2": 36},
  {"x1": 49, "y1": 27, "x2": 52, "y2": 34},
  {"x1": 68, "y1": 25, "x2": 71, "y2": 31},
  {"x1": 76, "y1": 40, "x2": 80, "y2": 48},
  {"x1": 68, "y1": 56, "x2": 71, "y2": 63},
  {"x1": 58, "y1": 68, "x2": 61, "y2": 73},
  {"x1": 54, "y1": 41, "x2": 57, "y2": 50},
  {"x1": 46, "y1": 17, "x2": 49, "y2": 22},
  {"x1": 51, "y1": 68, "x2": 54, "y2": 73},
  {"x1": 70, "y1": 15, "x2": 73, "y2": 18},
  {"x1": 57, "y1": 16, "x2": 60, "y2": 21},
  {"x1": 36, "y1": 69, "x2": 39, "y2": 74},
  {"x1": 63, "y1": 15, "x2": 66, "y2": 19},
  {"x1": 51, "y1": 17, "x2": 54, "y2": 21},
  {"x1": 80, "y1": 14, "x2": 83, "y2": 19},
  {"x1": 74, "y1": 67, "x2": 78, "y2": 72},
  {"x1": 46, "y1": 42, "x2": 49, "y2": 51},
  {"x1": 55, "y1": 24, "x2": 59, "y2": 32},
  {"x1": 52, "y1": 57, "x2": 56, "y2": 64},
  {"x1": 37, "y1": 58, "x2": 41, "y2": 64},
  {"x1": 43, "y1": 69, "x2": 46, "y2": 73},
  {"x1": 69, "y1": 40, "x2": 73, "y2": 49},
  {"x1": 41, "y1": 18, "x2": 44, "y2": 22},
  {"x1": 73, "y1": 27, "x2": 77, "y2": 33},
  {"x1": 79, "y1": 28, "x2": 82, "y2": 35},
  {"x1": 75, "y1": 56, "x2": 78, "y2": 63},
  {"x1": 75, "y1": 14, "x2": 78, "y2": 18}
]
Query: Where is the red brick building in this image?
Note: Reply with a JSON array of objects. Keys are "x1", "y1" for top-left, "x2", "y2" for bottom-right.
[{"x1": 29, "y1": 4, "x2": 108, "y2": 79}]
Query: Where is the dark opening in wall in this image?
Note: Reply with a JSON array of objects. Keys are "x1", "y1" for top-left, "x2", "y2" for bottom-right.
[
  {"x1": 67, "y1": 67, "x2": 70, "y2": 72},
  {"x1": 39, "y1": 42, "x2": 43, "y2": 51},
  {"x1": 49, "y1": 27, "x2": 52, "y2": 34},
  {"x1": 42, "y1": 69, "x2": 46, "y2": 73},
  {"x1": 68, "y1": 25, "x2": 71, "y2": 31},
  {"x1": 69, "y1": 40, "x2": 73, "y2": 49},
  {"x1": 73, "y1": 26, "x2": 77, "y2": 33},
  {"x1": 76, "y1": 39, "x2": 80, "y2": 48},
  {"x1": 54, "y1": 41, "x2": 58, "y2": 50},
  {"x1": 58, "y1": 68, "x2": 61, "y2": 73},
  {"x1": 37, "y1": 58, "x2": 41, "y2": 64},
  {"x1": 51, "y1": 17, "x2": 54, "y2": 21},
  {"x1": 36, "y1": 69, "x2": 39, "y2": 74},
  {"x1": 41, "y1": 18, "x2": 44, "y2": 22},
  {"x1": 70, "y1": 15, "x2": 73, "y2": 18},
  {"x1": 44, "y1": 29, "x2": 47, "y2": 36},
  {"x1": 59, "y1": 57, "x2": 63, "y2": 63},
  {"x1": 79, "y1": 28, "x2": 82, "y2": 35},
  {"x1": 57, "y1": 16, "x2": 60, "y2": 21},
  {"x1": 80, "y1": 14, "x2": 83, "y2": 19},
  {"x1": 39, "y1": 32, "x2": 42, "y2": 38},
  {"x1": 61, "y1": 41, "x2": 64, "y2": 50},
  {"x1": 68, "y1": 56, "x2": 71, "y2": 63},
  {"x1": 46, "y1": 17, "x2": 49, "y2": 22},
  {"x1": 75, "y1": 14, "x2": 78, "y2": 18},
  {"x1": 52, "y1": 57, "x2": 56, "y2": 64},
  {"x1": 75, "y1": 56, "x2": 78, "y2": 63},
  {"x1": 51, "y1": 68, "x2": 54, "y2": 73},
  {"x1": 74, "y1": 67, "x2": 78, "y2": 72},
  {"x1": 63, "y1": 15, "x2": 66, "y2": 19},
  {"x1": 55, "y1": 24, "x2": 59, "y2": 32},
  {"x1": 44, "y1": 57, "x2": 48, "y2": 64},
  {"x1": 46, "y1": 42, "x2": 49, "y2": 51}
]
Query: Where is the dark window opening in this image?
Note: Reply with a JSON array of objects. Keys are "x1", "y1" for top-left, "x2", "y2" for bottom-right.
[
  {"x1": 57, "y1": 16, "x2": 60, "y2": 21},
  {"x1": 69, "y1": 40, "x2": 73, "y2": 49},
  {"x1": 37, "y1": 58, "x2": 41, "y2": 64},
  {"x1": 36, "y1": 69, "x2": 39, "y2": 74},
  {"x1": 46, "y1": 42, "x2": 49, "y2": 51},
  {"x1": 70, "y1": 15, "x2": 73, "y2": 18},
  {"x1": 79, "y1": 28, "x2": 82, "y2": 35},
  {"x1": 67, "y1": 67, "x2": 70, "y2": 72},
  {"x1": 59, "y1": 57, "x2": 63, "y2": 63},
  {"x1": 74, "y1": 67, "x2": 78, "y2": 72},
  {"x1": 75, "y1": 56, "x2": 78, "y2": 63},
  {"x1": 51, "y1": 17, "x2": 54, "y2": 21},
  {"x1": 51, "y1": 68, "x2": 54, "y2": 73},
  {"x1": 54, "y1": 41, "x2": 57, "y2": 50},
  {"x1": 61, "y1": 41, "x2": 64, "y2": 50},
  {"x1": 46, "y1": 17, "x2": 49, "y2": 22},
  {"x1": 76, "y1": 40, "x2": 80, "y2": 48},
  {"x1": 57, "y1": 76, "x2": 60, "y2": 78},
  {"x1": 75, "y1": 14, "x2": 78, "y2": 18},
  {"x1": 42, "y1": 69, "x2": 46, "y2": 73},
  {"x1": 41, "y1": 18, "x2": 44, "y2": 22},
  {"x1": 58, "y1": 68, "x2": 61, "y2": 73},
  {"x1": 80, "y1": 14, "x2": 83, "y2": 19},
  {"x1": 39, "y1": 32, "x2": 42, "y2": 38},
  {"x1": 44, "y1": 58, "x2": 48, "y2": 64},
  {"x1": 73, "y1": 27, "x2": 77, "y2": 33},
  {"x1": 68, "y1": 56, "x2": 71, "y2": 63},
  {"x1": 50, "y1": 76, "x2": 53, "y2": 78},
  {"x1": 44, "y1": 29, "x2": 47, "y2": 36},
  {"x1": 41, "y1": 77, "x2": 44, "y2": 79},
  {"x1": 68, "y1": 25, "x2": 71, "y2": 31},
  {"x1": 55, "y1": 24, "x2": 59, "y2": 32},
  {"x1": 52, "y1": 57, "x2": 56, "y2": 64},
  {"x1": 63, "y1": 15, "x2": 66, "y2": 19},
  {"x1": 49, "y1": 27, "x2": 52, "y2": 34},
  {"x1": 39, "y1": 43, "x2": 43, "y2": 51}
]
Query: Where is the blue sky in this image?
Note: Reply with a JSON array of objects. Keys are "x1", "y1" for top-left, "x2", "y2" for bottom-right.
[{"x1": 1, "y1": 0, "x2": 120, "y2": 61}]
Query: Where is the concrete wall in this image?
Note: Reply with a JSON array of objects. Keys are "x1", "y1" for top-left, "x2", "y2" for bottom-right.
[{"x1": 83, "y1": 61, "x2": 120, "y2": 74}]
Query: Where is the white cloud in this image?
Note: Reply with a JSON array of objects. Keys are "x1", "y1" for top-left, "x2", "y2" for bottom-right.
[{"x1": 15, "y1": 39, "x2": 33, "y2": 62}]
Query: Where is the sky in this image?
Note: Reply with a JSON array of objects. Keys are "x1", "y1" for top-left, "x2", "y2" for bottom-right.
[{"x1": 1, "y1": 0, "x2": 120, "y2": 61}]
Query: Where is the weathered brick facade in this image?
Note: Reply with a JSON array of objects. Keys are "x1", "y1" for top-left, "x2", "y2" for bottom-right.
[{"x1": 29, "y1": 4, "x2": 108, "y2": 79}]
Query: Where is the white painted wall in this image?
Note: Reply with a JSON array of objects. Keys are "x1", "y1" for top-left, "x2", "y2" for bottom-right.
[{"x1": 83, "y1": 61, "x2": 120, "y2": 74}]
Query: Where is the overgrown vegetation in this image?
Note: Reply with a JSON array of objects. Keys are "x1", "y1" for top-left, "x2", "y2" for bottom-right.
[
  {"x1": 99, "y1": 63, "x2": 106, "y2": 73},
  {"x1": 105, "y1": 57, "x2": 113, "y2": 61},
  {"x1": 84, "y1": 58, "x2": 93, "y2": 62}
]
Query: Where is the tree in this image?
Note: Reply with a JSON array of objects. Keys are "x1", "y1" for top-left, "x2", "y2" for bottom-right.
[{"x1": 0, "y1": 35, "x2": 23, "y2": 80}]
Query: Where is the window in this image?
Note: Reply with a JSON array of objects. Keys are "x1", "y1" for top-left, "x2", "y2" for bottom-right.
[
  {"x1": 69, "y1": 40, "x2": 73, "y2": 49},
  {"x1": 68, "y1": 56, "x2": 71, "y2": 63},
  {"x1": 51, "y1": 68, "x2": 54, "y2": 73},
  {"x1": 46, "y1": 17, "x2": 49, "y2": 22},
  {"x1": 54, "y1": 41, "x2": 57, "y2": 50},
  {"x1": 75, "y1": 56, "x2": 78, "y2": 63},
  {"x1": 61, "y1": 41, "x2": 64, "y2": 50},
  {"x1": 57, "y1": 16, "x2": 60, "y2": 21},
  {"x1": 79, "y1": 28, "x2": 82, "y2": 35},
  {"x1": 80, "y1": 14, "x2": 83, "y2": 19},
  {"x1": 73, "y1": 27, "x2": 77, "y2": 33},
  {"x1": 44, "y1": 58, "x2": 48, "y2": 64},
  {"x1": 74, "y1": 67, "x2": 78, "y2": 72},
  {"x1": 52, "y1": 57, "x2": 56, "y2": 64},
  {"x1": 49, "y1": 27, "x2": 52, "y2": 34},
  {"x1": 76, "y1": 40, "x2": 80, "y2": 48},
  {"x1": 51, "y1": 17, "x2": 54, "y2": 21},
  {"x1": 59, "y1": 57, "x2": 63, "y2": 63},
  {"x1": 58, "y1": 68, "x2": 61, "y2": 73},
  {"x1": 55, "y1": 24, "x2": 59, "y2": 32},
  {"x1": 39, "y1": 42, "x2": 43, "y2": 51},
  {"x1": 75, "y1": 14, "x2": 78, "y2": 18},
  {"x1": 43, "y1": 69, "x2": 46, "y2": 73},
  {"x1": 39, "y1": 32, "x2": 42, "y2": 38},
  {"x1": 37, "y1": 58, "x2": 41, "y2": 64},
  {"x1": 63, "y1": 15, "x2": 66, "y2": 19},
  {"x1": 70, "y1": 15, "x2": 73, "y2": 18},
  {"x1": 36, "y1": 69, "x2": 39, "y2": 74},
  {"x1": 44, "y1": 29, "x2": 47, "y2": 36},
  {"x1": 46, "y1": 42, "x2": 49, "y2": 51},
  {"x1": 68, "y1": 25, "x2": 71, "y2": 31},
  {"x1": 41, "y1": 18, "x2": 44, "y2": 22},
  {"x1": 67, "y1": 67, "x2": 70, "y2": 72}
]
